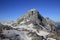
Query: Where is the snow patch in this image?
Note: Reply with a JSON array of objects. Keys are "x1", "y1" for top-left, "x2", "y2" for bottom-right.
[
  {"x1": 20, "y1": 20, "x2": 26, "y2": 24},
  {"x1": 29, "y1": 8, "x2": 36, "y2": 11},
  {"x1": 47, "y1": 38, "x2": 56, "y2": 40},
  {"x1": 28, "y1": 23, "x2": 34, "y2": 27},
  {"x1": 20, "y1": 19, "x2": 30, "y2": 24},
  {"x1": 37, "y1": 31, "x2": 49, "y2": 37}
]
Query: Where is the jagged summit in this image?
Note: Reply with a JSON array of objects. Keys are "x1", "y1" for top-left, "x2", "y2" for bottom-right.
[
  {"x1": 26, "y1": 8, "x2": 40, "y2": 15},
  {"x1": 27, "y1": 8, "x2": 40, "y2": 15},
  {"x1": 17, "y1": 9, "x2": 43, "y2": 25}
]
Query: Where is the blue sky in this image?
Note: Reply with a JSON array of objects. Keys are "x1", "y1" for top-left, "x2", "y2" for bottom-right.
[{"x1": 0, "y1": 0, "x2": 60, "y2": 22}]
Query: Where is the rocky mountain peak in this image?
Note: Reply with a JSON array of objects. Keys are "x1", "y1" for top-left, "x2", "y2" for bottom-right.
[
  {"x1": 17, "y1": 9, "x2": 43, "y2": 25},
  {"x1": 26, "y1": 8, "x2": 42, "y2": 17},
  {"x1": 0, "y1": 9, "x2": 58, "y2": 40},
  {"x1": 15, "y1": 9, "x2": 57, "y2": 33}
]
